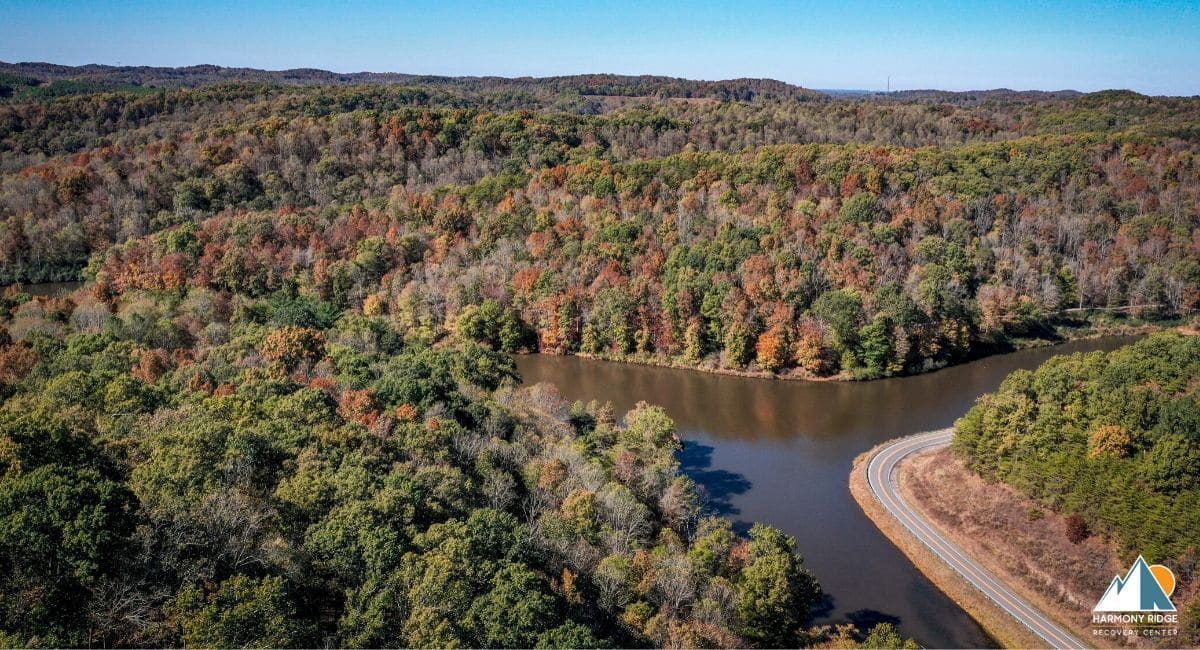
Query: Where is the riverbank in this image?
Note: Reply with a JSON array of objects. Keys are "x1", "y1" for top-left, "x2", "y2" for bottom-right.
[
  {"x1": 850, "y1": 438, "x2": 1056, "y2": 650},
  {"x1": 898, "y1": 446, "x2": 1148, "y2": 648},
  {"x1": 554, "y1": 320, "x2": 1164, "y2": 384},
  {"x1": 522, "y1": 335, "x2": 1140, "y2": 648}
]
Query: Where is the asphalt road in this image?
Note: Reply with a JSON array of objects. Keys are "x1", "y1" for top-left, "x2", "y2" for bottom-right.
[{"x1": 865, "y1": 429, "x2": 1088, "y2": 649}]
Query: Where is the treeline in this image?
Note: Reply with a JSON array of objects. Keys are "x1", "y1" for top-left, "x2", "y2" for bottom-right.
[
  {"x1": 1, "y1": 63, "x2": 822, "y2": 100},
  {"x1": 952, "y1": 333, "x2": 1200, "y2": 640},
  {"x1": 5, "y1": 78, "x2": 1199, "y2": 162}
]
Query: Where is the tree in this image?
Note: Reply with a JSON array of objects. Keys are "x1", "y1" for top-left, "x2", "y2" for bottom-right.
[
  {"x1": 0, "y1": 465, "x2": 134, "y2": 646},
  {"x1": 1142, "y1": 433, "x2": 1200, "y2": 494},
  {"x1": 812, "y1": 289, "x2": 864, "y2": 362},
  {"x1": 131, "y1": 348, "x2": 172, "y2": 383},
  {"x1": 723, "y1": 321, "x2": 755, "y2": 369},
  {"x1": 457, "y1": 299, "x2": 505, "y2": 348},
  {"x1": 535, "y1": 621, "x2": 611, "y2": 649},
  {"x1": 680, "y1": 317, "x2": 704, "y2": 363},
  {"x1": 337, "y1": 389, "x2": 380, "y2": 427},
  {"x1": 793, "y1": 318, "x2": 833, "y2": 376},
  {"x1": 498, "y1": 307, "x2": 534, "y2": 353},
  {"x1": 259, "y1": 326, "x2": 325, "y2": 377},
  {"x1": 169, "y1": 575, "x2": 312, "y2": 648},
  {"x1": 353, "y1": 236, "x2": 394, "y2": 280},
  {"x1": 621, "y1": 402, "x2": 678, "y2": 452},
  {"x1": 755, "y1": 326, "x2": 790, "y2": 374},
  {"x1": 1065, "y1": 515, "x2": 1089, "y2": 544},
  {"x1": 1056, "y1": 266, "x2": 1080, "y2": 310},
  {"x1": 838, "y1": 193, "x2": 881, "y2": 224},
  {"x1": 0, "y1": 343, "x2": 37, "y2": 391},
  {"x1": 735, "y1": 524, "x2": 821, "y2": 646},
  {"x1": 581, "y1": 288, "x2": 635, "y2": 355},
  {"x1": 465, "y1": 562, "x2": 562, "y2": 648},
  {"x1": 1087, "y1": 424, "x2": 1132, "y2": 459},
  {"x1": 856, "y1": 318, "x2": 895, "y2": 378},
  {"x1": 861, "y1": 622, "x2": 920, "y2": 649},
  {"x1": 337, "y1": 574, "x2": 408, "y2": 648}
]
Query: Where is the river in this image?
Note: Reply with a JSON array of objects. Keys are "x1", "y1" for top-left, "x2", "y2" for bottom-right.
[{"x1": 516, "y1": 336, "x2": 1141, "y2": 648}]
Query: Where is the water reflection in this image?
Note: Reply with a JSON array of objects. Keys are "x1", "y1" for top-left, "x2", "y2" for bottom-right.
[{"x1": 676, "y1": 442, "x2": 752, "y2": 517}]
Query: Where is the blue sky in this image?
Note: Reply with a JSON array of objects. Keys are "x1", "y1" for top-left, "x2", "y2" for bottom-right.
[{"x1": 1, "y1": 0, "x2": 1198, "y2": 95}]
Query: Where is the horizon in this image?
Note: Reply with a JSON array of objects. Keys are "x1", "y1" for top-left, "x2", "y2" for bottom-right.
[
  {"x1": 2, "y1": 0, "x2": 1198, "y2": 96},
  {"x1": 0, "y1": 60, "x2": 1183, "y2": 98}
]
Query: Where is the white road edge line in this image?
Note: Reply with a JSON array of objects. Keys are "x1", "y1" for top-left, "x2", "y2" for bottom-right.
[{"x1": 864, "y1": 429, "x2": 1089, "y2": 650}]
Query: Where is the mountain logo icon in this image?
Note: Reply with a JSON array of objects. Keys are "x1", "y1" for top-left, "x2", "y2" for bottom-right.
[{"x1": 1093, "y1": 555, "x2": 1176, "y2": 612}]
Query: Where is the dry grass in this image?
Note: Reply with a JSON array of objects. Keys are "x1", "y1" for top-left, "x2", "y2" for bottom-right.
[
  {"x1": 900, "y1": 447, "x2": 1151, "y2": 648},
  {"x1": 849, "y1": 443, "x2": 1045, "y2": 650}
]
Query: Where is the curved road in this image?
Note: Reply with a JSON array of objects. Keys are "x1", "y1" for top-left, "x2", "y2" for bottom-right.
[{"x1": 865, "y1": 429, "x2": 1088, "y2": 649}]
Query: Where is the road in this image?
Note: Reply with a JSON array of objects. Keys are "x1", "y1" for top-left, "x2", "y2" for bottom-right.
[{"x1": 865, "y1": 429, "x2": 1088, "y2": 649}]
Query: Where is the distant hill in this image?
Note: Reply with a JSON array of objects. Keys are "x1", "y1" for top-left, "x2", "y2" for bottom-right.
[
  {"x1": 0, "y1": 62, "x2": 825, "y2": 101},
  {"x1": 7, "y1": 62, "x2": 1159, "y2": 106},
  {"x1": 882, "y1": 88, "x2": 1087, "y2": 104}
]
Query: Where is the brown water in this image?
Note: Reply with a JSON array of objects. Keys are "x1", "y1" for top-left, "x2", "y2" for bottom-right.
[{"x1": 516, "y1": 336, "x2": 1141, "y2": 649}]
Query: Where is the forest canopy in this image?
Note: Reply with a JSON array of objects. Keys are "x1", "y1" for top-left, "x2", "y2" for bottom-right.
[
  {"x1": 0, "y1": 65, "x2": 1194, "y2": 647},
  {"x1": 953, "y1": 332, "x2": 1200, "y2": 580},
  {"x1": 2, "y1": 67, "x2": 1196, "y2": 380},
  {"x1": 0, "y1": 316, "x2": 841, "y2": 647}
]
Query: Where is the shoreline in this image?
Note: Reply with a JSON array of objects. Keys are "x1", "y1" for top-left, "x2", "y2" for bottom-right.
[
  {"x1": 850, "y1": 437, "x2": 1057, "y2": 650},
  {"x1": 525, "y1": 323, "x2": 1157, "y2": 384}
]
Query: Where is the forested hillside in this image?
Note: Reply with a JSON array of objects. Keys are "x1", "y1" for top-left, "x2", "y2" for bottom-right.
[
  {"x1": 1, "y1": 68, "x2": 1197, "y2": 379},
  {"x1": 953, "y1": 332, "x2": 1200, "y2": 638},
  {"x1": 0, "y1": 311, "x2": 841, "y2": 647}
]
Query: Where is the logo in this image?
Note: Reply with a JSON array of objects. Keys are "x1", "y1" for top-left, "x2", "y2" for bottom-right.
[
  {"x1": 1094, "y1": 555, "x2": 1176, "y2": 612},
  {"x1": 1092, "y1": 556, "x2": 1179, "y2": 639}
]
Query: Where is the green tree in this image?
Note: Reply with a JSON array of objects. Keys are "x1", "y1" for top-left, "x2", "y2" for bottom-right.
[
  {"x1": 856, "y1": 317, "x2": 895, "y2": 378},
  {"x1": 457, "y1": 299, "x2": 505, "y2": 348},
  {"x1": 1142, "y1": 433, "x2": 1200, "y2": 494},
  {"x1": 354, "y1": 236, "x2": 395, "y2": 280},
  {"x1": 838, "y1": 193, "x2": 882, "y2": 224},
  {"x1": 812, "y1": 289, "x2": 865, "y2": 362},
  {"x1": 735, "y1": 524, "x2": 821, "y2": 647},
  {"x1": 0, "y1": 465, "x2": 133, "y2": 646},
  {"x1": 861, "y1": 622, "x2": 920, "y2": 649},
  {"x1": 466, "y1": 562, "x2": 562, "y2": 648},
  {"x1": 170, "y1": 575, "x2": 312, "y2": 648},
  {"x1": 723, "y1": 321, "x2": 756, "y2": 369},
  {"x1": 535, "y1": 621, "x2": 612, "y2": 649}
]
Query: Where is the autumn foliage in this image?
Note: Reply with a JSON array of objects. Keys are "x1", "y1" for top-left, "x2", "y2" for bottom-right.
[{"x1": 259, "y1": 326, "x2": 325, "y2": 376}]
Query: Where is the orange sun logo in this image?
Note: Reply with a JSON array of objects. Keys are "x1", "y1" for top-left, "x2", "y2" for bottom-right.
[{"x1": 1149, "y1": 564, "x2": 1175, "y2": 597}]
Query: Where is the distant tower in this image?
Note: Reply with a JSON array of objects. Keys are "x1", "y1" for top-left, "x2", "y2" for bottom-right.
[{"x1": 887, "y1": 76, "x2": 890, "y2": 93}]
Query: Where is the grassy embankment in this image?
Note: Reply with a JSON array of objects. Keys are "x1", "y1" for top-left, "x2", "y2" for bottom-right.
[
  {"x1": 850, "y1": 441, "x2": 1045, "y2": 649},
  {"x1": 900, "y1": 446, "x2": 1157, "y2": 648},
  {"x1": 848, "y1": 438, "x2": 1163, "y2": 649}
]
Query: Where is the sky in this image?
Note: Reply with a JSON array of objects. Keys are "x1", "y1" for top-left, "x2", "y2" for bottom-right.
[{"x1": 1, "y1": 0, "x2": 1198, "y2": 95}]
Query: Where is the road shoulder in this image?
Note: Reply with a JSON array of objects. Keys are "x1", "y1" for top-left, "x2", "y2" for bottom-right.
[
  {"x1": 850, "y1": 439, "x2": 1046, "y2": 649},
  {"x1": 898, "y1": 446, "x2": 1140, "y2": 649}
]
